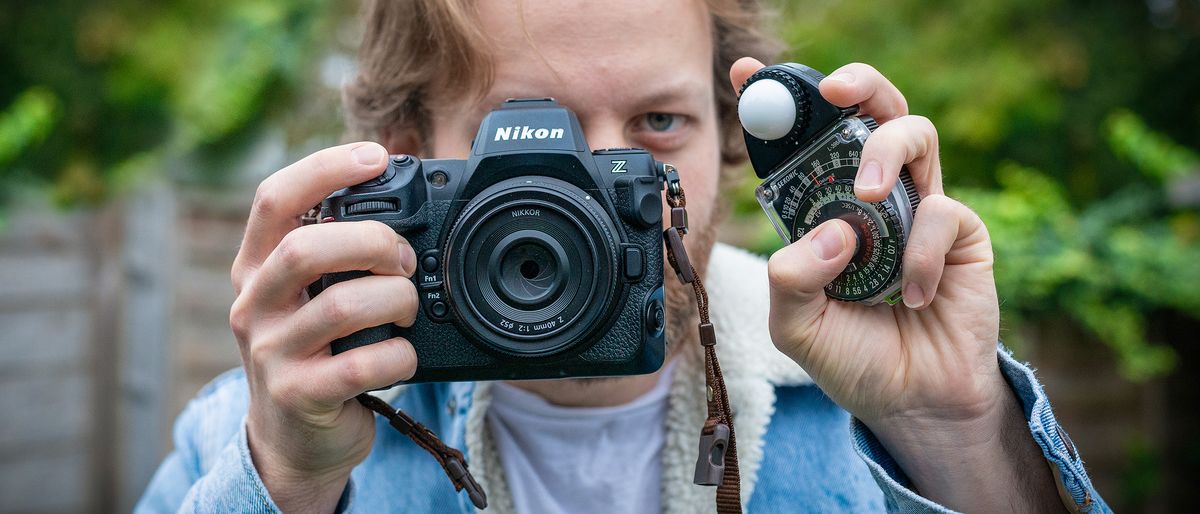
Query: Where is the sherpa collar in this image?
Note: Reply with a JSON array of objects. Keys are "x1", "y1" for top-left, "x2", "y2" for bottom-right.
[{"x1": 461, "y1": 242, "x2": 811, "y2": 513}]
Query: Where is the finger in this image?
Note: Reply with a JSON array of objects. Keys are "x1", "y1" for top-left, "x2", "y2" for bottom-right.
[
  {"x1": 900, "y1": 195, "x2": 990, "y2": 309},
  {"x1": 818, "y1": 63, "x2": 908, "y2": 124},
  {"x1": 856, "y1": 115, "x2": 943, "y2": 202},
  {"x1": 278, "y1": 274, "x2": 419, "y2": 357},
  {"x1": 249, "y1": 221, "x2": 415, "y2": 311},
  {"x1": 730, "y1": 56, "x2": 767, "y2": 94},
  {"x1": 299, "y1": 337, "x2": 418, "y2": 406},
  {"x1": 233, "y1": 142, "x2": 390, "y2": 291},
  {"x1": 766, "y1": 219, "x2": 856, "y2": 338}
]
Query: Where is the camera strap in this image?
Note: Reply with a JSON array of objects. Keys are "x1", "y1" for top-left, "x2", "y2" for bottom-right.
[
  {"x1": 659, "y1": 164, "x2": 743, "y2": 513},
  {"x1": 356, "y1": 393, "x2": 489, "y2": 509}
]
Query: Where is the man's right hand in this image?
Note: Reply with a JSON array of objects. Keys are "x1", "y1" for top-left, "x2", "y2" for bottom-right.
[{"x1": 228, "y1": 142, "x2": 420, "y2": 513}]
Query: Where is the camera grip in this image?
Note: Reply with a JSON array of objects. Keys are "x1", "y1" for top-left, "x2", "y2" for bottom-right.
[{"x1": 318, "y1": 270, "x2": 402, "y2": 355}]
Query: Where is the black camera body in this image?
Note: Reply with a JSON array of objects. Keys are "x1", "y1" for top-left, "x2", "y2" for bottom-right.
[{"x1": 314, "y1": 98, "x2": 668, "y2": 384}]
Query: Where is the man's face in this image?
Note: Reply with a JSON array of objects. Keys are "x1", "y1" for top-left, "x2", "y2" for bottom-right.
[{"x1": 423, "y1": 0, "x2": 723, "y2": 349}]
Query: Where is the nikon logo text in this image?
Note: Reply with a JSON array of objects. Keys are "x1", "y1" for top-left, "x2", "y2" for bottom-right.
[{"x1": 494, "y1": 126, "x2": 565, "y2": 141}]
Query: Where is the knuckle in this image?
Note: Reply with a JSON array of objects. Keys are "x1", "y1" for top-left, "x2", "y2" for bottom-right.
[
  {"x1": 247, "y1": 337, "x2": 276, "y2": 371},
  {"x1": 320, "y1": 287, "x2": 358, "y2": 326},
  {"x1": 229, "y1": 297, "x2": 254, "y2": 343},
  {"x1": 308, "y1": 146, "x2": 341, "y2": 174},
  {"x1": 273, "y1": 231, "x2": 310, "y2": 271},
  {"x1": 766, "y1": 251, "x2": 802, "y2": 289},
  {"x1": 230, "y1": 262, "x2": 249, "y2": 293},
  {"x1": 252, "y1": 179, "x2": 282, "y2": 218},
  {"x1": 904, "y1": 245, "x2": 940, "y2": 274},
  {"x1": 365, "y1": 223, "x2": 397, "y2": 260},
  {"x1": 921, "y1": 193, "x2": 953, "y2": 213},
  {"x1": 908, "y1": 114, "x2": 936, "y2": 134},
  {"x1": 371, "y1": 220, "x2": 399, "y2": 242},
  {"x1": 338, "y1": 355, "x2": 369, "y2": 391}
]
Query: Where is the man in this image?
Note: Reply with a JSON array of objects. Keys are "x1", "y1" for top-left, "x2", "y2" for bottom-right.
[{"x1": 138, "y1": 0, "x2": 1109, "y2": 512}]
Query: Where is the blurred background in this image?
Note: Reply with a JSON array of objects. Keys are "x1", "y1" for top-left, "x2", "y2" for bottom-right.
[{"x1": 1, "y1": 0, "x2": 1197, "y2": 512}]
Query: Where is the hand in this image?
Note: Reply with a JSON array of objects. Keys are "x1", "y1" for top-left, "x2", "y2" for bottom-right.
[
  {"x1": 229, "y1": 142, "x2": 420, "y2": 513},
  {"x1": 730, "y1": 59, "x2": 1063, "y2": 511}
]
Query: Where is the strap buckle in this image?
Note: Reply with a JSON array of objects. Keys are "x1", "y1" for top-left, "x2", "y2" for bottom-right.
[
  {"x1": 693, "y1": 422, "x2": 731, "y2": 486},
  {"x1": 446, "y1": 457, "x2": 488, "y2": 509}
]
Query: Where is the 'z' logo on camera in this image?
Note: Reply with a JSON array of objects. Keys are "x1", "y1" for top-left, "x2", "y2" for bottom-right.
[{"x1": 610, "y1": 160, "x2": 627, "y2": 173}]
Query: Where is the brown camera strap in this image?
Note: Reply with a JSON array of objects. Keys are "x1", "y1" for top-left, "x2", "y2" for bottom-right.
[
  {"x1": 356, "y1": 393, "x2": 488, "y2": 509},
  {"x1": 660, "y1": 164, "x2": 743, "y2": 513},
  {"x1": 326, "y1": 164, "x2": 742, "y2": 512}
]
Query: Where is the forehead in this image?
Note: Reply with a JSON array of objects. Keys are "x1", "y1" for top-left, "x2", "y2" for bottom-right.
[{"x1": 462, "y1": 0, "x2": 714, "y2": 117}]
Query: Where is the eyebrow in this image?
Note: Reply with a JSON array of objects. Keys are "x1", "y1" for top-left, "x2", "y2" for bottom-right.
[{"x1": 625, "y1": 79, "x2": 709, "y2": 113}]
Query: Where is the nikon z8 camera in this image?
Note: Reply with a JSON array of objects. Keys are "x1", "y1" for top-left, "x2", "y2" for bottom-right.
[
  {"x1": 738, "y1": 64, "x2": 921, "y2": 305},
  {"x1": 312, "y1": 98, "x2": 668, "y2": 383}
]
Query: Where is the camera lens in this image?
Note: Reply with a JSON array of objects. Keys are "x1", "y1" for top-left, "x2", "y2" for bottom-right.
[
  {"x1": 444, "y1": 176, "x2": 621, "y2": 356},
  {"x1": 492, "y1": 234, "x2": 567, "y2": 307}
]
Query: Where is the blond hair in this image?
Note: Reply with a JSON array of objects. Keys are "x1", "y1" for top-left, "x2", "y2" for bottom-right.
[{"x1": 343, "y1": 0, "x2": 781, "y2": 167}]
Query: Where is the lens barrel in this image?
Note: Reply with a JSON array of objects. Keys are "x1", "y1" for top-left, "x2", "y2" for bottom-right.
[{"x1": 444, "y1": 177, "x2": 621, "y2": 356}]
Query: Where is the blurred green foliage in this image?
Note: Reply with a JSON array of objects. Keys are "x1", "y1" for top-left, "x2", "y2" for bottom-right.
[
  {"x1": 0, "y1": 0, "x2": 342, "y2": 209},
  {"x1": 730, "y1": 0, "x2": 1200, "y2": 380},
  {"x1": 2, "y1": 0, "x2": 1198, "y2": 380}
]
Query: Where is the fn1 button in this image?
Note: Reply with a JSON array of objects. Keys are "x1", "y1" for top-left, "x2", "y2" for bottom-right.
[{"x1": 622, "y1": 245, "x2": 643, "y2": 281}]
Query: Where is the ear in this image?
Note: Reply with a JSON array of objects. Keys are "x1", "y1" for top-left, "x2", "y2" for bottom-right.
[{"x1": 382, "y1": 126, "x2": 424, "y2": 156}]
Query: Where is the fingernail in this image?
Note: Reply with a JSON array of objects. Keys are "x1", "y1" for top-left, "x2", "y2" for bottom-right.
[
  {"x1": 398, "y1": 242, "x2": 416, "y2": 275},
  {"x1": 352, "y1": 144, "x2": 386, "y2": 166},
  {"x1": 857, "y1": 161, "x2": 883, "y2": 190},
  {"x1": 903, "y1": 282, "x2": 925, "y2": 308},
  {"x1": 829, "y1": 72, "x2": 855, "y2": 84},
  {"x1": 811, "y1": 225, "x2": 846, "y2": 261}
]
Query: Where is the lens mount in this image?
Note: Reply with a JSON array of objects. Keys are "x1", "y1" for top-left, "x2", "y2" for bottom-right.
[{"x1": 444, "y1": 176, "x2": 621, "y2": 356}]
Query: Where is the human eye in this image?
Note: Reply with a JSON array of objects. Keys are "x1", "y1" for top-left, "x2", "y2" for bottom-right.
[
  {"x1": 644, "y1": 112, "x2": 680, "y2": 132},
  {"x1": 630, "y1": 112, "x2": 690, "y2": 151}
]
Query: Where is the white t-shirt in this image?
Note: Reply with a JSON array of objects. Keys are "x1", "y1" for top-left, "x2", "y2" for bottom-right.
[{"x1": 486, "y1": 360, "x2": 677, "y2": 514}]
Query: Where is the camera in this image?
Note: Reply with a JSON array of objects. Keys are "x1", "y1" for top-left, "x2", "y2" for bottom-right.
[
  {"x1": 738, "y1": 64, "x2": 920, "y2": 305},
  {"x1": 312, "y1": 98, "x2": 668, "y2": 383}
]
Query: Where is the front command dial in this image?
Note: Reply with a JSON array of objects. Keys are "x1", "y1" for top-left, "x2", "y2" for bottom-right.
[{"x1": 755, "y1": 117, "x2": 919, "y2": 305}]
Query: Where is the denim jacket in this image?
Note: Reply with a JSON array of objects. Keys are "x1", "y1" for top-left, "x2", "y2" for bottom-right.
[{"x1": 137, "y1": 244, "x2": 1110, "y2": 513}]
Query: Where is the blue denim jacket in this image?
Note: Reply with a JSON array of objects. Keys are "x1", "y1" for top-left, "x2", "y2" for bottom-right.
[{"x1": 137, "y1": 244, "x2": 1110, "y2": 513}]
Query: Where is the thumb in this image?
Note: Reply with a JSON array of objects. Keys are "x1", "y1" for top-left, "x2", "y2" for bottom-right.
[
  {"x1": 766, "y1": 219, "x2": 856, "y2": 337},
  {"x1": 729, "y1": 56, "x2": 766, "y2": 94}
]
